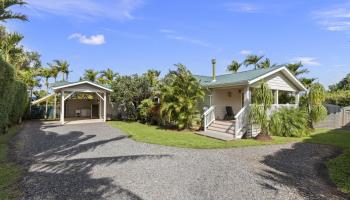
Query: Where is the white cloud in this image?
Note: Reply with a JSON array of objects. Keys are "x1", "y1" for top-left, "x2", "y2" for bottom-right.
[
  {"x1": 240, "y1": 50, "x2": 252, "y2": 55},
  {"x1": 290, "y1": 57, "x2": 321, "y2": 66},
  {"x1": 26, "y1": 0, "x2": 144, "y2": 21},
  {"x1": 160, "y1": 30, "x2": 210, "y2": 47},
  {"x1": 69, "y1": 33, "x2": 105, "y2": 45},
  {"x1": 224, "y1": 2, "x2": 261, "y2": 13},
  {"x1": 313, "y1": 4, "x2": 350, "y2": 31}
]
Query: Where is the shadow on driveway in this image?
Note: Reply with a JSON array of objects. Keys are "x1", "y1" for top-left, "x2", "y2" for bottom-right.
[
  {"x1": 258, "y1": 142, "x2": 348, "y2": 200},
  {"x1": 14, "y1": 121, "x2": 172, "y2": 200}
]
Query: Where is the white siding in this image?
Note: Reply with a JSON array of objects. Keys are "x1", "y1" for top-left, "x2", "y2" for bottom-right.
[
  {"x1": 212, "y1": 88, "x2": 243, "y2": 120},
  {"x1": 256, "y1": 72, "x2": 297, "y2": 92}
]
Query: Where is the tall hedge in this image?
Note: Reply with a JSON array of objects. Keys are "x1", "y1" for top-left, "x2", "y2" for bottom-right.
[
  {"x1": 9, "y1": 81, "x2": 28, "y2": 124},
  {"x1": 0, "y1": 57, "x2": 28, "y2": 134}
]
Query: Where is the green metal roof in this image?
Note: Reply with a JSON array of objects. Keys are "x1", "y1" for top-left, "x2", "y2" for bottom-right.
[{"x1": 194, "y1": 66, "x2": 284, "y2": 87}]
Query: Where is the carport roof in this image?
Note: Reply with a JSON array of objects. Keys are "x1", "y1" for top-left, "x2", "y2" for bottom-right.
[{"x1": 51, "y1": 81, "x2": 112, "y2": 92}]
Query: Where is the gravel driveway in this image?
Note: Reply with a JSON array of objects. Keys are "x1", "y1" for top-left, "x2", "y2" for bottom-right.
[{"x1": 13, "y1": 121, "x2": 347, "y2": 200}]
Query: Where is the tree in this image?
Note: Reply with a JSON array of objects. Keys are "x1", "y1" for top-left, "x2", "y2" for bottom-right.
[
  {"x1": 0, "y1": 0, "x2": 27, "y2": 22},
  {"x1": 306, "y1": 83, "x2": 327, "y2": 128},
  {"x1": 0, "y1": 30, "x2": 23, "y2": 63},
  {"x1": 300, "y1": 77, "x2": 317, "y2": 89},
  {"x1": 111, "y1": 74, "x2": 153, "y2": 120},
  {"x1": 49, "y1": 64, "x2": 59, "y2": 82},
  {"x1": 160, "y1": 64, "x2": 204, "y2": 129},
  {"x1": 83, "y1": 69, "x2": 99, "y2": 82},
  {"x1": 39, "y1": 67, "x2": 52, "y2": 118},
  {"x1": 329, "y1": 73, "x2": 350, "y2": 91},
  {"x1": 227, "y1": 60, "x2": 242, "y2": 73},
  {"x1": 250, "y1": 82, "x2": 274, "y2": 137},
  {"x1": 285, "y1": 62, "x2": 309, "y2": 77},
  {"x1": 244, "y1": 54, "x2": 264, "y2": 69},
  {"x1": 18, "y1": 68, "x2": 40, "y2": 115},
  {"x1": 54, "y1": 60, "x2": 70, "y2": 81},
  {"x1": 99, "y1": 68, "x2": 117, "y2": 85}
]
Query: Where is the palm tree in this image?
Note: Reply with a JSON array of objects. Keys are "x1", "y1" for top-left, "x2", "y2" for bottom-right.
[
  {"x1": 0, "y1": 0, "x2": 28, "y2": 22},
  {"x1": 300, "y1": 78, "x2": 317, "y2": 89},
  {"x1": 54, "y1": 60, "x2": 70, "y2": 81},
  {"x1": 99, "y1": 68, "x2": 117, "y2": 84},
  {"x1": 259, "y1": 58, "x2": 271, "y2": 69},
  {"x1": 160, "y1": 64, "x2": 205, "y2": 129},
  {"x1": 307, "y1": 83, "x2": 327, "y2": 128},
  {"x1": 244, "y1": 54, "x2": 264, "y2": 69},
  {"x1": 227, "y1": 60, "x2": 242, "y2": 73},
  {"x1": 285, "y1": 62, "x2": 309, "y2": 77},
  {"x1": 48, "y1": 63, "x2": 59, "y2": 82},
  {"x1": 39, "y1": 67, "x2": 52, "y2": 119},
  {"x1": 250, "y1": 82, "x2": 274, "y2": 138},
  {"x1": 83, "y1": 69, "x2": 99, "y2": 82},
  {"x1": 0, "y1": 31, "x2": 23, "y2": 63}
]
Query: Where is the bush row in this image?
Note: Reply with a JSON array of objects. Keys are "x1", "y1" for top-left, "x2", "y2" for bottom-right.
[{"x1": 0, "y1": 57, "x2": 28, "y2": 134}]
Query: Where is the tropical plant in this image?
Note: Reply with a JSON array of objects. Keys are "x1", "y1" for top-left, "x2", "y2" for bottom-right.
[
  {"x1": 54, "y1": 60, "x2": 70, "y2": 81},
  {"x1": 306, "y1": 83, "x2": 327, "y2": 128},
  {"x1": 0, "y1": 29, "x2": 23, "y2": 63},
  {"x1": 285, "y1": 62, "x2": 309, "y2": 77},
  {"x1": 99, "y1": 68, "x2": 117, "y2": 85},
  {"x1": 9, "y1": 80, "x2": 28, "y2": 124},
  {"x1": 160, "y1": 64, "x2": 204, "y2": 129},
  {"x1": 39, "y1": 67, "x2": 52, "y2": 118},
  {"x1": 138, "y1": 98, "x2": 155, "y2": 123},
  {"x1": 227, "y1": 60, "x2": 242, "y2": 73},
  {"x1": 144, "y1": 69, "x2": 160, "y2": 87},
  {"x1": 0, "y1": 0, "x2": 27, "y2": 22},
  {"x1": 270, "y1": 108, "x2": 310, "y2": 137},
  {"x1": 48, "y1": 63, "x2": 59, "y2": 82},
  {"x1": 83, "y1": 69, "x2": 99, "y2": 82},
  {"x1": 250, "y1": 82, "x2": 274, "y2": 136},
  {"x1": 18, "y1": 68, "x2": 40, "y2": 114},
  {"x1": 244, "y1": 54, "x2": 264, "y2": 69}
]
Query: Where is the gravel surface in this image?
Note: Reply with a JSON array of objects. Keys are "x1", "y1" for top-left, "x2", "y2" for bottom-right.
[{"x1": 13, "y1": 121, "x2": 348, "y2": 200}]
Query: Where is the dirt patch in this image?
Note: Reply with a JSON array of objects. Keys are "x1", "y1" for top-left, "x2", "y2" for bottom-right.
[{"x1": 255, "y1": 134, "x2": 272, "y2": 141}]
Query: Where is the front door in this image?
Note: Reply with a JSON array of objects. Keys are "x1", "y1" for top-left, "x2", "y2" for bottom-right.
[{"x1": 91, "y1": 104, "x2": 99, "y2": 119}]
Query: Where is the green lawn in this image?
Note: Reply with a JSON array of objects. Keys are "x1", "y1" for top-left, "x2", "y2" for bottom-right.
[
  {"x1": 108, "y1": 121, "x2": 350, "y2": 195},
  {"x1": 108, "y1": 121, "x2": 302, "y2": 149},
  {"x1": 303, "y1": 128, "x2": 350, "y2": 194},
  {"x1": 0, "y1": 125, "x2": 22, "y2": 200}
]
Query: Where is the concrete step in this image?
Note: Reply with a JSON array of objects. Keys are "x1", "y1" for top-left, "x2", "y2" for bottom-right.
[
  {"x1": 196, "y1": 130, "x2": 235, "y2": 141},
  {"x1": 210, "y1": 123, "x2": 235, "y2": 130},
  {"x1": 208, "y1": 126, "x2": 235, "y2": 134},
  {"x1": 214, "y1": 120, "x2": 235, "y2": 126}
]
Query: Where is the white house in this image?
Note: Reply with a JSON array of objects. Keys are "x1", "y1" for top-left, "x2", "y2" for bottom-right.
[{"x1": 194, "y1": 65, "x2": 307, "y2": 140}]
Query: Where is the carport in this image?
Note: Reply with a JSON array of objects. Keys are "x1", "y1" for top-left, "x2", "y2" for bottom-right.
[{"x1": 52, "y1": 81, "x2": 113, "y2": 125}]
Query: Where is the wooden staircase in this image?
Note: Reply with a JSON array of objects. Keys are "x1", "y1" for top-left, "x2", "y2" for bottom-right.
[{"x1": 207, "y1": 120, "x2": 235, "y2": 134}]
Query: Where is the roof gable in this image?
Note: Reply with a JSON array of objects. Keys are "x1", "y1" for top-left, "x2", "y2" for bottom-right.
[
  {"x1": 52, "y1": 81, "x2": 112, "y2": 92},
  {"x1": 194, "y1": 66, "x2": 306, "y2": 91}
]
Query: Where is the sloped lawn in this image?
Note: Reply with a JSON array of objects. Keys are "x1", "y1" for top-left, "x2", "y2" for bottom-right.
[
  {"x1": 0, "y1": 125, "x2": 22, "y2": 199},
  {"x1": 108, "y1": 121, "x2": 301, "y2": 149}
]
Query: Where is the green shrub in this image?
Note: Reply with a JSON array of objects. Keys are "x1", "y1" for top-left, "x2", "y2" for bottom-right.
[
  {"x1": 0, "y1": 57, "x2": 15, "y2": 134},
  {"x1": 138, "y1": 98, "x2": 155, "y2": 123},
  {"x1": 9, "y1": 81, "x2": 28, "y2": 124},
  {"x1": 270, "y1": 108, "x2": 310, "y2": 137}
]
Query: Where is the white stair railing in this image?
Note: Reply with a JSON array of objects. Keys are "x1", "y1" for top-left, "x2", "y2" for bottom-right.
[
  {"x1": 203, "y1": 106, "x2": 215, "y2": 131},
  {"x1": 234, "y1": 105, "x2": 250, "y2": 139}
]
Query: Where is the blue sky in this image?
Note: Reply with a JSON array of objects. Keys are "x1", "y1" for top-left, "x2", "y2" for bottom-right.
[{"x1": 7, "y1": 0, "x2": 350, "y2": 87}]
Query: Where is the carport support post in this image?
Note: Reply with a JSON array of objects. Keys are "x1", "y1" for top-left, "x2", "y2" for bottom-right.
[
  {"x1": 53, "y1": 93, "x2": 57, "y2": 119},
  {"x1": 60, "y1": 90, "x2": 65, "y2": 125},
  {"x1": 103, "y1": 92, "x2": 107, "y2": 122}
]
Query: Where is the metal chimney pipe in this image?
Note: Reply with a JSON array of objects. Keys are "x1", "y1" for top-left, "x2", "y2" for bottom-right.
[{"x1": 211, "y1": 58, "x2": 216, "y2": 82}]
